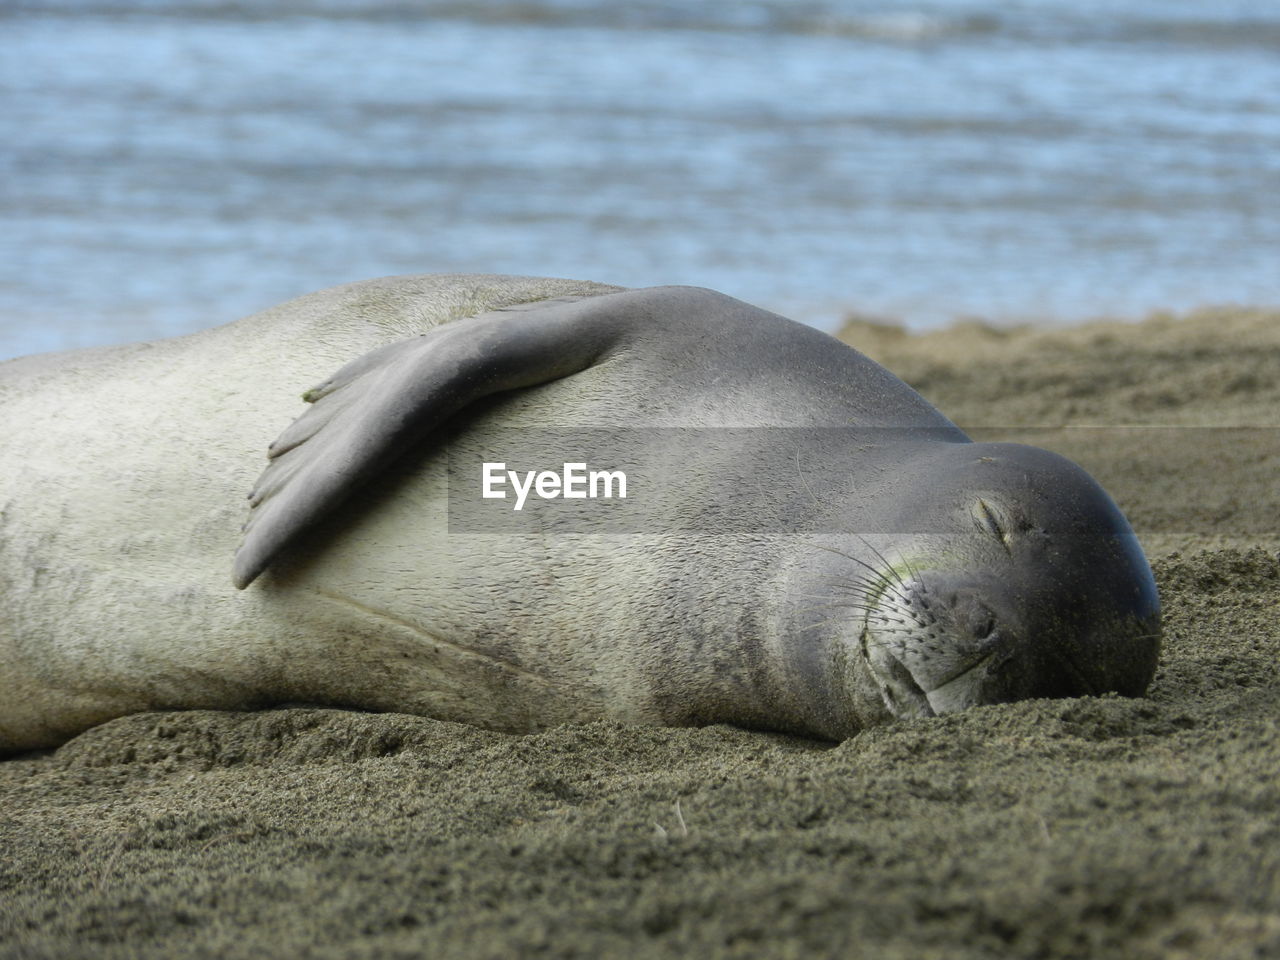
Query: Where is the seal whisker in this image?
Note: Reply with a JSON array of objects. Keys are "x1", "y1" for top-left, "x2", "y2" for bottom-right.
[
  {"x1": 792, "y1": 602, "x2": 889, "y2": 618},
  {"x1": 854, "y1": 533, "x2": 926, "y2": 598},
  {"x1": 806, "y1": 583, "x2": 911, "y2": 608},
  {"x1": 812, "y1": 575, "x2": 909, "y2": 603},
  {"x1": 811, "y1": 543, "x2": 900, "y2": 592},
  {"x1": 818, "y1": 571, "x2": 905, "y2": 593},
  {"x1": 837, "y1": 536, "x2": 913, "y2": 594},
  {"x1": 790, "y1": 594, "x2": 883, "y2": 608},
  {"x1": 800, "y1": 613, "x2": 916, "y2": 637},
  {"x1": 800, "y1": 603, "x2": 929, "y2": 641}
]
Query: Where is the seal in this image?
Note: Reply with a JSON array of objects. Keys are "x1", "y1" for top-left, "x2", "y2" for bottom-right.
[{"x1": 0, "y1": 275, "x2": 1161, "y2": 753}]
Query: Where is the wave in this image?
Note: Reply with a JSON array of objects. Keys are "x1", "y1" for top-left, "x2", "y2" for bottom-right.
[{"x1": 7, "y1": 0, "x2": 1280, "y2": 51}]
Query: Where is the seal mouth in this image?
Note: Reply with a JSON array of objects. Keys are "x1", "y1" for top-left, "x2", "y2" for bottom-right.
[
  {"x1": 862, "y1": 638, "x2": 1002, "y2": 719},
  {"x1": 861, "y1": 631, "x2": 935, "y2": 719},
  {"x1": 920, "y1": 649, "x2": 999, "y2": 714}
]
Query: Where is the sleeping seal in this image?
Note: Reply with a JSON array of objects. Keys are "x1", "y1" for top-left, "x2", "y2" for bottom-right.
[{"x1": 0, "y1": 275, "x2": 1160, "y2": 752}]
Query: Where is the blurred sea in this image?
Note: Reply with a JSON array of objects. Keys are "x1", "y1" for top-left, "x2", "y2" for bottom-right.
[{"x1": 2, "y1": 0, "x2": 1278, "y2": 359}]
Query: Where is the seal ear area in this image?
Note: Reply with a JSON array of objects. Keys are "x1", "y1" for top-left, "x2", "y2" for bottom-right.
[{"x1": 232, "y1": 295, "x2": 629, "y2": 590}]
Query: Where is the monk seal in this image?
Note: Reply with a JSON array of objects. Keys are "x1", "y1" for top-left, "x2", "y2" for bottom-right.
[{"x1": 0, "y1": 275, "x2": 1160, "y2": 753}]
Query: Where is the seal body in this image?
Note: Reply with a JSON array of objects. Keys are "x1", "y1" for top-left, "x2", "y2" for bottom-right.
[{"x1": 0, "y1": 275, "x2": 1161, "y2": 752}]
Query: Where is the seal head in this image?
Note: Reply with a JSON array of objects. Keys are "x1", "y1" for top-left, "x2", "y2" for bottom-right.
[{"x1": 840, "y1": 441, "x2": 1160, "y2": 722}]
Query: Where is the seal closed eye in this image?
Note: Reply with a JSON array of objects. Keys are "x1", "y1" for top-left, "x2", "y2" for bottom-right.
[{"x1": 0, "y1": 275, "x2": 1161, "y2": 752}]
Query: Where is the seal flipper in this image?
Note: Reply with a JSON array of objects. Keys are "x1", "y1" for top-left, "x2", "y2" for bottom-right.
[{"x1": 233, "y1": 294, "x2": 622, "y2": 589}]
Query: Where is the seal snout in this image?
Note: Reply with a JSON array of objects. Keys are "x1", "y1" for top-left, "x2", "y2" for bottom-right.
[{"x1": 862, "y1": 577, "x2": 1016, "y2": 719}]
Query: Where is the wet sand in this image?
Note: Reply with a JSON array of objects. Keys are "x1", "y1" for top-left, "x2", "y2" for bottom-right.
[{"x1": 2, "y1": 307, "x2": 1278, "y2": 959}]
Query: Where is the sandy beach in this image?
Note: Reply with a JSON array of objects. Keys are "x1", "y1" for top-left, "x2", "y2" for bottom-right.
[{"x1": 2, "y1": 307, "x2": 1277, "y2": 959}]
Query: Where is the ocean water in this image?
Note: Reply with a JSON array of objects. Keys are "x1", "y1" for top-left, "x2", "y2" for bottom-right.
[{"x1": 3, "y1": 0, "x2": 1278, "y2": 359}]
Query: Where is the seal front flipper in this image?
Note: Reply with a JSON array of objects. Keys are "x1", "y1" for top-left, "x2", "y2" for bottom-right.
[{"x1": 233, "y1": 293, "x2": 628, "y2": 589}]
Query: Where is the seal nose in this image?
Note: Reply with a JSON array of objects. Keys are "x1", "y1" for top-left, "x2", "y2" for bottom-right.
[{"x1": 950, "y1": 592, "x2": 996, "y2": 643}]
